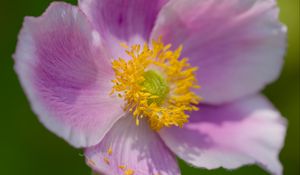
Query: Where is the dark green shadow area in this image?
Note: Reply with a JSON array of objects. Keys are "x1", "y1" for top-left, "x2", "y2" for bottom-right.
[{"x1": 0, "y1": 0, "x2": 299, "y2": 174}]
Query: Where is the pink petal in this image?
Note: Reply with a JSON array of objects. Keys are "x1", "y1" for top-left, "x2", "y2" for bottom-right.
[
  {"x1": 85, "y1": 116, "x2": 180, "y2": 175},
  {"x1": 151, "y1": 0, "x2": 286, "y2": 104},
  {"x1": 78, "y1": 0, "x2": 169, "y2": 62},
  {"x1": 78, "y1": 0, "x2": 168, "y2": 41},
  {"x1": 13, "y1": 2, "x2": 124, "y2": 148},
  {"x1": 159, "y1": 95, "x2": 287, "y2": 175}
]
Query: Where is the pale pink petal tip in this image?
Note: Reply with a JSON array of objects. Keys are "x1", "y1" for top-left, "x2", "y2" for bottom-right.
[{"x1": 160, "y1": 95, "x2": 287, "y2": 175}]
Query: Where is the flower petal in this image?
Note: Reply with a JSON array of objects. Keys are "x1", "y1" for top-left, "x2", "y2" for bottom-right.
[
  {"x1": 159, "y1": 95, "x2": 287, "y2": 175},
  {"x1": 13, "y1": 2, "x2": 124, "y2": 148},
  {"x1": 151, "y1": 0, "x2": 286, "y2": 104},
  {"x1": 85, "y1": 116, "x2": 180, "y2": 175},
  {"x1": 78, "y1": 0, "x2": 168, "y2": 41},
  {"x1": 78, "y1": 0, "x2": 169, "y2": 62}
]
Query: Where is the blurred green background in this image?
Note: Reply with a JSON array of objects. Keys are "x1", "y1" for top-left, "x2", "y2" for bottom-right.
[{"x1": 0, "y1": 0, "x2": 299, "y2": 174}]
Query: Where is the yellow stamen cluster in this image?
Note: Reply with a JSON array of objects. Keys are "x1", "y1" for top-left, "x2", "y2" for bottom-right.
[{"x1": 111, "y1": 38, "x2": 201, "y2": 130}]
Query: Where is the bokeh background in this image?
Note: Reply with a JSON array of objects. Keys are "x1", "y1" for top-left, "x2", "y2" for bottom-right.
[{"x1": 0, "y1": 0, "x2": 299, "y2": 174}]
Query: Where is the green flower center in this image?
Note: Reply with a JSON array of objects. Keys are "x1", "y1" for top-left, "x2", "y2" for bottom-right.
[{"x1": 142, "y1": 70, "x2": 169, "y2": 105}]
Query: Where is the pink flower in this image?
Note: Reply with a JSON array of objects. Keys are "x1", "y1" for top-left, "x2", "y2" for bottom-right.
[{"x1": 14, "y1": 0, "x2": 287, "y2": 175}]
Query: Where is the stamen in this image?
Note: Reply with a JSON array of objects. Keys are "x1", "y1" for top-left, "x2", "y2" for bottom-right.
[
  {"x1": 124, "y1": 169, "x2": 135, "y2": 175},
  {"x1": 107, "y1": 147, "x2": 113, "y2": 156},
  {"x1": 103, "y1": 157, "x2": 110, "y2": 165},
  {"x1": 111, "y1": 37, "x2": 201, "y2": 130},
  {"x1": 86, "y1": 158, "x2": 96, "y2": 167},
  {"x1": 119, "y1": 165, "x2": 126, "y2": 170}
]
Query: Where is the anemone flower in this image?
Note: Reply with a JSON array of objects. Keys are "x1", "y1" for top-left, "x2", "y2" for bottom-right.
[{"x1": 14, "y1": 0, "x2": 287, "y2": 174}]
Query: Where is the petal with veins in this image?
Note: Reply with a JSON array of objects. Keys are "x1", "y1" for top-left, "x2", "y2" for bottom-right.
[
  {"x1": 152, "y1": 0, "x2": 286, "y2": 104},
  {"x1": 14, "y1": 2, "x2": 124, "y2": 148},
  {"x1": 85, "y1": 116, "x2": 180, "y2": 175},
  {"x1": 159, "y1": 95, "x2": 287, "y2": 175}
]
